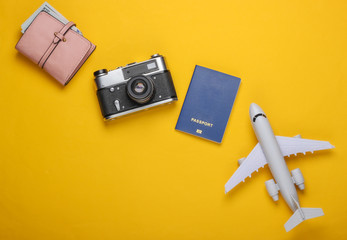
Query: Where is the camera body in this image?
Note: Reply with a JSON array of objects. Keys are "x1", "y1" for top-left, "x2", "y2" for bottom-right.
[{"x1": 94, "y1": 54, "x2": 177, "y2": 120}]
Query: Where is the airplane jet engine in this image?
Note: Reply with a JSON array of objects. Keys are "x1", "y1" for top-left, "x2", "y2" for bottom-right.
[
  {"x1": 291, "y1": 168, "x2": 305, "y2": 190},
  {"x1": 265, "y1": 179, "x2": 279, "y2": 201}
]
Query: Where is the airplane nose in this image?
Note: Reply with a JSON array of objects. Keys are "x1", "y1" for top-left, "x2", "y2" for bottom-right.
[{"x1": 249, "y1": 103, "x2": 265, "y2": 119}]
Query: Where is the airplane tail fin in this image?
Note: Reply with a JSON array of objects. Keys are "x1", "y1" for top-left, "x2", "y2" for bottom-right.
[{"x1": 284, "y1": 208, "x2": 324, "y2": 232}]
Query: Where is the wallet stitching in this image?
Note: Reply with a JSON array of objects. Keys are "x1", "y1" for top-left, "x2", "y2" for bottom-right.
[
  {"x1": 39, "y1": 21, "x2": 76, "y2": 68},
  {"x1": 38, "y1": 12, "x2": 93, "y2": 83},
  {"x1": 64, "y1": 44, "x2": 95, "y2": 86},
  {"x1": 39, "y1": 42, "x2": 59, "y2": 68},
  {"x1": 16, "y1": 12, "x2": 51, "y2": 62},
  {"x1": 64, "y1": 40, "x2": 92, "y2": 82},
  {"x1": 65, "y1": 42, "x2": 94, "y2": 83}
]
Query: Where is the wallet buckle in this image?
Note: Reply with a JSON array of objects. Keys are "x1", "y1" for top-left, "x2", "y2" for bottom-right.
[{"x1": 54, "y1": 32, "x2": 66, "y2": 42}]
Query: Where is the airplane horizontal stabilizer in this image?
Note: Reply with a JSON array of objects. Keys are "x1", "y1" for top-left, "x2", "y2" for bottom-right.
[{"x1": 284, "y1": 207, "x2": 324, "y2": 232}]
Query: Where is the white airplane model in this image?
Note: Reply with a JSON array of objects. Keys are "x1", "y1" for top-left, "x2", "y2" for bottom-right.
[{"x1": 225, "y1": 103, "x2": 334, "y2": 232}]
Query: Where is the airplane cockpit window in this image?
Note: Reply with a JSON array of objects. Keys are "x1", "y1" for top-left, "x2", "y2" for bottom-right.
[{"x1": 253, "y1": 113, "x2": 267, "y2": 122}]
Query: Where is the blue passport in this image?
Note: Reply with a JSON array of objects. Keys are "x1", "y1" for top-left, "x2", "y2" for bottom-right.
[{"x1": 175, "y1": 65, "x2": 241, "y2": 143}]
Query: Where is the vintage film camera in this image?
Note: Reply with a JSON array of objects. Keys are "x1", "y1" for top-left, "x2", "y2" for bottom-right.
[{"x1": 94, "y1": 54, "x2": 178, "y2": 120}]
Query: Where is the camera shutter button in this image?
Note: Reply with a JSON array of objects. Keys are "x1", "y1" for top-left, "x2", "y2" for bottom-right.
[{"x1": 114, "y1": 100, "x2": 121, "y2": 111}]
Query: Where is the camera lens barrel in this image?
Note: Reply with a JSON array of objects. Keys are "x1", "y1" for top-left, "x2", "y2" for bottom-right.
[{"x1": 126, "y1": 76, "x2": 154, "y2": 104}]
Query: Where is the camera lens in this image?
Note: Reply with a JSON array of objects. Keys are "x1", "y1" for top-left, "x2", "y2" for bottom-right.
[
  {"x1": 126, "y1": 76, "x2": 154, "y2": 104},
  {"x1": 134, "y1": 82, "x2": 146, "y2": 94}
]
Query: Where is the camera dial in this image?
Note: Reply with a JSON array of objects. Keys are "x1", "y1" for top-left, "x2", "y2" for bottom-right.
[
  {"x1": 94, "y1": 69, "x2": 108, "y2": 77},
  {"x1": 126, "y1": 76, "x2": 154, "y2": 104}
]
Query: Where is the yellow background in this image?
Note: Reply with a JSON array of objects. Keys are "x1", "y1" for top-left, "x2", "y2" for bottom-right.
[{"x1": 0, "y1": 0, "x2": 346, "y2": 239}]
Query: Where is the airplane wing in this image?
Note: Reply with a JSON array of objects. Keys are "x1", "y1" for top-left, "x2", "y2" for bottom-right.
[
  {"x1": 225, "y1": 143, "x2": 267, "y2": 194},
  {"x1": 276, "y1": 136, "x2": 334, "y2": 157},
  {"x1": 224, "y1": 136, "x2": 333, "y2": 194}
]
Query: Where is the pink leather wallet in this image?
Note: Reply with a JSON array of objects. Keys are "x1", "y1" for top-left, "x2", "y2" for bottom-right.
[{"x1": 16, "y1": 12, "x2": 96, "y2": 86}]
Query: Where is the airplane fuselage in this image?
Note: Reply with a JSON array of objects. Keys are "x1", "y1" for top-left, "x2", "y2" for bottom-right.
[{"x1": 250, "y1": 104, "x2": 299, "y2": 212}]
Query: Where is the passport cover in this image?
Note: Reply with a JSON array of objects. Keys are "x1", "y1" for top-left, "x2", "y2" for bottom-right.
[{"x1": 175, "y1": 65, "x2": 241, "y2": 143}]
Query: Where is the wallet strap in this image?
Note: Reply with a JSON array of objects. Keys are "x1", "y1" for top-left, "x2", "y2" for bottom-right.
[{"x1": 38, "y1": 21, "x2": 76, "y2": 68}]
